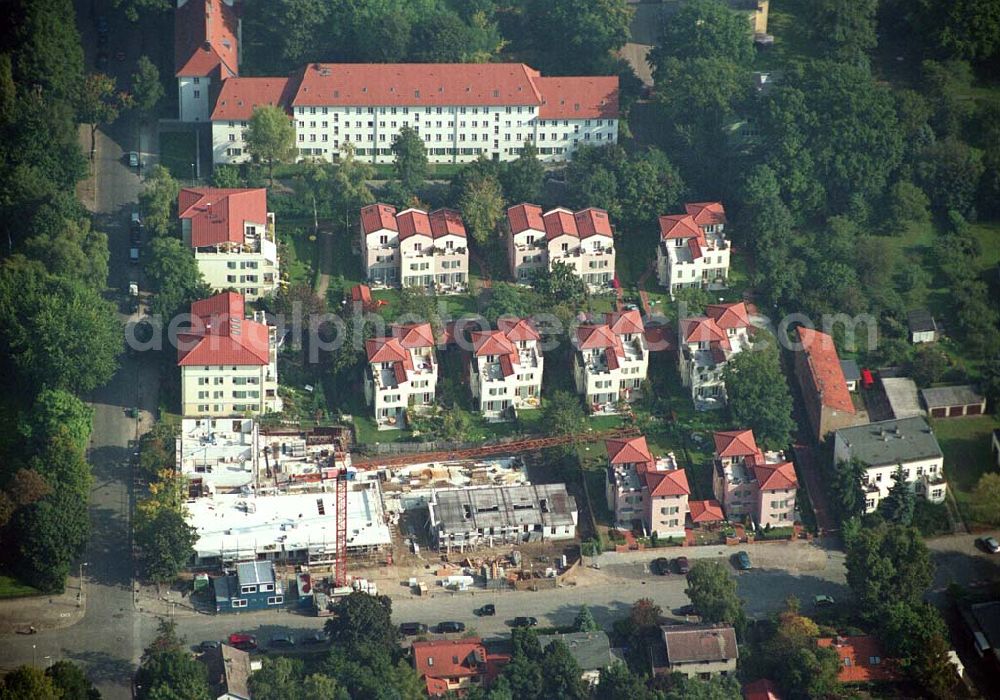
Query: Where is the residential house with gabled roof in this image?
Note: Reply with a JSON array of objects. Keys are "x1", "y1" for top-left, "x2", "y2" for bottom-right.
[
  {"x1": 364, "y1": 323, "x2": 437, "y2": 429},
  {"x1": 412, "y1": 638, "x2": 508, "y2": 697},
  {"x1": 573, "y1": 310, "x2": 648, "y2": 413},
  {"x1": 203, "y1": 643, "x2": 260, "y2": 700},
  {"x1": 505, "y1": 204, "x2": 616, "y2": 288},
  {"x1": 605, "y1": 435, "x2": 690, "y2": 538},
  {"x1": 793, "y1": 327, "x2": 865, "y2": 441},
  {"x1": 656, "y1": 202, "x2": 731, "y2": 298},
  {"x1": 175, "y1": 0, "x2": 239, "y2": 122},
  {"x1": 359, "y1": 204, "x2": 468, "y2": 292},
  {"x1": 211, "y1": 75, "x2": 298, "y2": 163},
  {"x1": 654, "y1": 624, "x2": 739, "y2": 678},
  {"x1": 678, "y1": 302, "x2": 752, "y2": 409},
  {"x1": 816, "y1": 636, "x2": 898, "y2": 684},
  {"x1": 711, "y1": 429, "x2": 798, "y2": 527},
  {"x1": 178, "y1": 187, "x2": 279, "y2": 300},
  {"x1": 468, "y1": 318, "x2": 543, "y2": 421},
  {"x1": 177, "y1": 292, "x2": 282, "y2": 417}
]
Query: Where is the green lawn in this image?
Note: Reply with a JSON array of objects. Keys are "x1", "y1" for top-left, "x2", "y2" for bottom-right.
[
  {"x1": 969, "y1": 221, "x2": 1000, "y2": 269},
  {"x1": 932, "y1": 415, "x2": 1000, "y2": 524},
  {"x1": 158, "y1": 131, "x2": 198, "y2": 180},
  {"x1": 276, "y1": 219, "x2": 317, "y2": 286},
  {"x1": 0, "y1": 575, "x2": 40, "y2": 600},
  {"x1": 752, "y1": 0, "x2": 824, "y2": 72}
]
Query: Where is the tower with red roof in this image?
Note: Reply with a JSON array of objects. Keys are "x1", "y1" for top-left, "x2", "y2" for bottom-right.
[{"x1": 175, "y1": 0, "x2": 239, "y2": 122}]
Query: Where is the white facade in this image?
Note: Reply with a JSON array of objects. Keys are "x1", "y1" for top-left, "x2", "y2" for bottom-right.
[
  {"x1": 179, "y1": 347, "x2": 281, "y2": 418},
  {"x1": 656, "y1": 203, "x2": 731, "y2": 298},
  {"x1": 573, "y1": 311, "x2": 648, "y2": 414},
  {"x1": 678, "y1": 303, "x2": 752, "y2": 409},
  {"x1": 468, "y1": 320, "x2": 544, "y2": 421},
  {"x1": 364, "y1": 324, "x2": 438, "y2": 429},
  {"x1": 178, "y1": 75, "x2": 214, "y2": 122}
]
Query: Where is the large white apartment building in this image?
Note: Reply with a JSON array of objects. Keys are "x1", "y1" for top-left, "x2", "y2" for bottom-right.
[
  {"x1": 359, "y1": 204, "x2": 468, "y2": 292},
  {"x1": 211, "y1": 63, "x2": 619, "y2": 166},
  {"x1": 678, "y1": 302, "x2": 752, "y2": 409},
  {"x1": 175, "y1": 0, "x2": 239, "y2": 123},
  {"x1": 656, "y1": 202, "x2": 731, "y2": 298},
  {"x1": 468, "y1": 318, "x2": 544, "y2": 421},
  {"x1": 210, "y1": 77, "x2": 294, "y2": 162},
  {"x1": 364, "y1": 323, "x2": 438, "y2": 429},
  {"x1": 177, "y1": 292, "x2": 282, "y2": 417},
  {"x1": 506, "y1": 204, "x2": 616, "y2": 287},
  {"x1": 573, "y1": 310, "x2": 648, "y2": 414},
  {"x1": 178, "y1": 187, "x2": 279, "y2": 300}
]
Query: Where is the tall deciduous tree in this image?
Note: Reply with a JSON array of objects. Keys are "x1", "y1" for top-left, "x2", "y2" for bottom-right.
[
  {"x1": 138, "y1": 165, "x2": 181, "y2": 237},
  {"x1": 722, "y1": 347, "x2": 795, "y2": 451},
  {"x1": 76, "y1": 73, "x2": 131, "y2": 159},
  {"x1": 685, "y1": 561, "x2": 746, "y2": 634},
  {"x1": 136, "y1": 620, "x2": 212, "y2": 700},
  {"x1": 246, "y1": 105, "x2": 296, "y2": 185},
  {"x1": 324, "y1": 592, "x2": 398, "y2": 653},
  {"x1": 649, "y1": 0, "x2": 754, "y2": 67},
  {"x1": 845, "y1": 522, "x2": 934, "y2": 616},
  {"x1": 541, "y1": 391, "x2": 585, "y2": 436},
  {"x1": 501, "y1": 142, "x2": 544, "y2": 204},
  {"x1": 19, "y1": 388, "x2": 93, "y2": 453},
  {"x1": 523, "y1": 0, "x2": 632, "y2": 74},
  {"x1": 970, "y1": 473, "x2": 1000, "y2": 525},
  {"x1": 131, "y1": 55, "x2": 164, "y2": 120},
  {"x1": 135, "y1": 506, "x2": 197, "y2": 583},
  {"x1": 459, "y1": 172, "x2": 504, "y2": 246},
  {"x1": 0, "y1": 665, "x2": 63, "y2": 699},
  {"x1": 533, "y1": 261, "x2": 588, "y2": 309},
  {"x1": 144, "y1": 237, "x2": 210, "y2": 319},
  {"x1": 809, "y1": 0, "x2": 878, "y2": 64},
  {"x1": 391, "y1": 126, "x2": 428, "y2": 196}
]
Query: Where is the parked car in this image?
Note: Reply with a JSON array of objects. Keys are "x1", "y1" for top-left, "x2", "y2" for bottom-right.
[
  {"x1": 651, "y1": 557, "x2": 670, "y2": 576},
  {"x1": 399, "y1": 622, "x2": 428, "y2": 636},
  {"x1": 197, "y1": 640, "x2": 220, "y2": 653},
  {"x1": 300, "y1": 631, "x2": 329, "y2": 645},
  {"x1": 128, "y1": 151, "x2": 140, "y2": 168},
  {"x1": 227, "y1": 634, "x2": 257, "y2": 651},
  {"x1": 130, "y1": 210, "x2": 141, "y2": 225},
  {"x1": 510, "y1": 617, "x2": 538, "y2": 628},
  {"x1": 96, "y1": 15, "x2": 109, "y2": 34},
  {"x1": 978, "y1": 536, "x2": 1000, "y2": 554},
  {"x1": 735, "y1": 551, "x2": 752, "y2": 571},
  {"x1": 813, "y1": 595, "x2": 836, "y2": 607},
  {"x1": 268, "y1": 636, "x2": 295, "y2": 649},
  {"x1": 129, "y1": 247, "x2": 140, "y2": 264},
  {"x1": 476, "y1": 604, "x2": 496, "y2": 617},
  {"x1": 673, "y1": 604, "x2": 698, "y2": 617},
  {"x1": 674, "y1": 556, "x2": 690, "y2": 575},
  {"x1": 437, "y1": 621, "x2": 465, "y2": 634}
]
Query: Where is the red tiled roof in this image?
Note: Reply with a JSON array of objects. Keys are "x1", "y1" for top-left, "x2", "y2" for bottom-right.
[
  {"x1": 644, "y1": 468, "x2": 690, "y2": 497},
  {"x1": 178, "y1": 188, "x2": 267, "y2": 248},
  {"x1": 397, "y1": 209, "x2": 433, "y2": 240},
  {"x1": 689, "y1": 499, "x2": 725, "y2": 523},
  {"x1": 365, "y1": 337, "x2": 409, "y2": 364},
  {"x1": 797, "y1": 327, "x2": 855, "y2": 414},
  {"x1": 174, "y1": 0, "x2": 238, "y2": 77},
  {"x1": 685, "y1": 202, "x2": 727, "y2": 228},
  {"x1": 573, "y1": 208, "x2": 613, "y2": 238},
  {"x1": 714, "y1": 429, "x2": 759, "y2": 459},
  {"x1": 681, "y1": 317, "x2": 727, "y2": 345},
  {"x1": 542, "y1": 208, "x2": 578, "y2": 240},
  {"x1": 816, "y1": 636, "x2": 897, "y2": 683},
  {"x1": 658, "y1": 214, "x2": 704, "y2": 241},
  {"x1": 360, "y1": 203, "x2": 398, "y2": 235},
  {"x1": 687, "y1": 237, "x2": 704, "y2": 260},
  {"x1": 753, "y1": 461, "x2": 798, "y2": 491},
  {"x1": 497, "y1": 317, "x2": 540, "y2": 342},
  {"x1": 606, "y1": 436, "x2": 652, "y2": 465},
  {"x1": 429, "y1": 209, "x2": 467, "y2": 239},
  {"x1": 576, "y1": 324, "x2": 621, "y2": 351},
  {"x1": 177, "y1": 292, "x2": 270, "y2": 366},
  {"x1": 507, "y1": 203, "x2": 545, "y2": 234},
  {"x1": 706, "y1": 302, "x2": 751, "y2": 330},
  {"x1": 210, "y1": 76, "x2": 295, "y2": 121},
  {"x1": 743, "y1": 678, "x2": 782, "y2": 700},
  {"x1": 350, "y1": 284, "x2": 372, "y2": 304},
  {"x1": 605, "y1": 309, "x2": 644, "y2": 336},
  {"x1": 471, "y1": 331, "x2": 517, "y2": 358},
  {"x1": 293, "y1": 63, "x2": 543, "y2": 108},
  {"x1": 535, "y1": 76, "x2": 619, "y2": 119},
  {"x1": 392, "y1": 323, "x2": 435, "y2": 348}
]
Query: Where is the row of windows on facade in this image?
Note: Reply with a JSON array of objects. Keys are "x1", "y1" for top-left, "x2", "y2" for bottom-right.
[
  {"x1": 230, "y1": 596, "x2": 283, "y2": 608},
  {"x1": 291, "y1": 131, "x2": 610, "y2": 143},
  {"x1": 281, "y1": 146, "x2": 567, "y2": 158},
  {"x1": 867, "y1": 465, "x2": 939, "y2": 482},
  {"x1": 296, "y1": 105, "x2": 544, "y2": 116},
  {"x1": 198, "y1": 403, "x2": 260, "y2": 412},
  {"x1": 197, "y1": 376, "x2": 262, "y2": 384},
  {"x1": 292, "y1": 117, "x2": 612, "y2": 129},
  {"x1": 378, "y1": 392, "x2": 434, "y2": 405},
  {"x1": 196, "y1": 390, "x2": 261, "y2": 399},
  {"x1": 593, "y1": 377, "x2": 644, "y2": 390}
]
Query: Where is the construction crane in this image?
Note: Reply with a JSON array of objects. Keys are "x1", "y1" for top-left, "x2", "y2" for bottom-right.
[{"x1": 331, "y1": 447, "x2": 349, "y2": 587}]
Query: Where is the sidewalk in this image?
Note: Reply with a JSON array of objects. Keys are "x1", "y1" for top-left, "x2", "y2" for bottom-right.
[{"x1": 0, "y1": 575, "x2": 86, "y2": 635}]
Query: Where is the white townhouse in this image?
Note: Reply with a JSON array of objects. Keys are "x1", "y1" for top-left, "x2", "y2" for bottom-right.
[
  {"x1": 177, "y1": 292, "x2": 282, "y2": 417},
  {"x1": 833, "y1": 417, "x2": 948, "y2": 513},
  {"x1": 178, "y1": 187, "x2": 279, "y2": 300},
  {"x1": 656, "y1": 202, "x2": 731, "y2": 298},
  {"x1": 358, "y1": 204, "x2": 468, "y2": 292},
  {"x1": 573, "y1": 310, "x2": 648, "y2": 414},
  {"x1": 211, "y1": 76, "x2": 293, "y2": 163},
  {"x1": 210, "y1": 63, "x2": 619, "y2": 166},
  {"x1": 175, "y1": 0, "x2": 239, "y2": 123},
  {"x1": 678, "y1": 302, "x2": 752, "y2": 409},
  {"x1": 364, "y1": 323, "x2": 438, "y2": 430},
  {"x1": 505, "y1": 204, "x2": 616, "y2": 287},
  {"x1": 468, "y1": 317, "x2": 544, "y2": 421}
]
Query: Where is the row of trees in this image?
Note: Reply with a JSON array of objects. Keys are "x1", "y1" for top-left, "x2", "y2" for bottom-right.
[{"x1": 0, "y1": 661, "x2": 100, "y2": 699}]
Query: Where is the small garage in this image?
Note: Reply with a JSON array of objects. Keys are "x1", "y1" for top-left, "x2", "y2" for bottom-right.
[{"x1": 921, "y1": 385, "x2": 986, "y2": 418}]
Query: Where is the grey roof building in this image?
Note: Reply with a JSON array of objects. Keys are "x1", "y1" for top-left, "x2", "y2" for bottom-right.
[
  {"x1": 833, "y1": 417, "x2": 942, "y2": 467},
  {"x1": 907, "y1": 309, "x2": 939, "y2": 343},
  {"x1": 881, "y1": 377, "x2": 924, "y2": 420},
  {"x1": 963, "y1": 601, "x2": 1000, "y2": 666},
  {"x1": 428, "y1": 483, "x2": 577, "y2": 551},
  {"x1": 538, "y1": 631, "x2": 615, "y2": 685},
  {"x1": 840, "y1": 359, "x2": 861, "y2": 391},
  {"x1": 654, "y1": 624, "x2": 739, "y2": 677},
  {"x1": 921, "y1": 385, "x2": 986, "y2": 418}
]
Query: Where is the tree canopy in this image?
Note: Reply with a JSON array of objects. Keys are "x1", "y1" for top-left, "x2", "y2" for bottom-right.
[
  {"x1": 685, "y1": 561, "x2": 746, "y2": 634},
  {"x1": 246, "y1": 105, "x2": 297, "y2": 185},
  {"x1": 722, "y1": 346, "x2": 795, "y2": 451},
  {"x1": 391, "y1": 126, "x2": 428, "y2": 197}
]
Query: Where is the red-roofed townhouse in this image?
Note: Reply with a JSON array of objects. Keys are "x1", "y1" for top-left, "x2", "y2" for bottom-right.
[
  {"x1": 176, "y1": 292, "x2": 281, "y2": 417},
  {"x1": 656, "y1": 203, "x2": 730, "y2": 298},
  {"x1": 542, "y1": 206, "x2": 616, "y2": 289},
  {"x1": 286, "y1": 63, "x2": 618, "y2": 165},
  {"x1": 359, "y1": 203, "x2": 401, "y2": 286},
  {"x1": 178, "y1": 187, "x2": 279, "y2": 300},
  {"x1": 505, "y1": 203, "x2": 547, "y2": 282},
  {"x1": 816, "y1": 636, "x2": 899, "y2": 685},
  {"x1": 211, "y1": 76, "x2": 296, "y2": 164},
  {"x1": 573, "y1": 310, "x2": 648, "y2": 413},
  {"x1": 175, "y1": 0, "x2": 239, "y2": 123},
  {"x1": 605, "y1": 436, "x2": 690, "y2": 538},
  {"x1": 468, "y1": 318, "x2": 543, "y2": 421},
  {"x1": 711, "y1": 429, "x2": 797, "y2": 527},
  {"x1": 678, "y1": 302, "x2": 752, "y2": 408},
  {"x1": 412, "y1": 639, "x2": 508, "y2": 697},
  {"x1": 364, "y1": 323, "x2": 437, "y2": 429},
  {"x1": 793, "y1": 327, "x2": 864, "y2": 441}
]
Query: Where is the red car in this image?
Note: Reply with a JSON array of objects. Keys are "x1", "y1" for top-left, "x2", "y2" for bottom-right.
[{"x1": 227, "y1": 633, "x2": 257, "y2": 651}]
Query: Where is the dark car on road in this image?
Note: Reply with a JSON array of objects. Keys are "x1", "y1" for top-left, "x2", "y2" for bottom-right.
[
  {"x1": 476, "y1": 604, "x2": 496, "y2": 616},
  {"x1": 197, "y1": 640, "x2": 220, "y2": 653},
  {"x1": 651, "y1": 557, "x2": 670, "y2": 575},
  {"x1": 301, "y1": 631, "x2": 329, "y2": 645},
  {"x1": 399, "y1": 622, "x2": 428, "y2": 636},
  {"x1": 673, "y1": 604, "x2": 698, "y2": 617},
  {"x1": 268, "y1": 636, "x2": 295, "y2": 650},
  {"x1": 227, "y1": 633, "x2": 257, "y2": 651},
  {"x1": 675, "y1": 556, "x2": 690, "y2": 574},
  {"x1": 437, "y1": 621, "x2": 466, "y2": 633},
  {"x1": 510, "y1": 616, "x2": 538, "y2": 628},
  {"x1": 977, "y1": 536, "x2": 1000, "y2": 554},
  {"x1": 734, "y1": 551, "x2": 752, "y2": 571}
]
